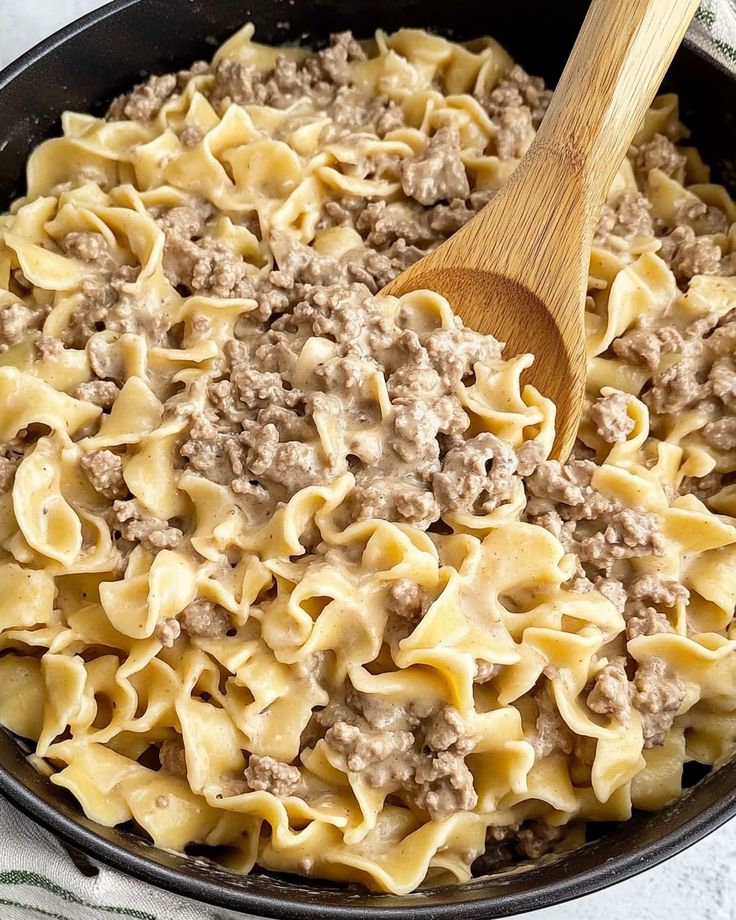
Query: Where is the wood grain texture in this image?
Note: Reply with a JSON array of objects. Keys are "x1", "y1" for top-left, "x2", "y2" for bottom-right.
[{"x1": 383, "y1": 0, "x2": 700, "y2": 459}]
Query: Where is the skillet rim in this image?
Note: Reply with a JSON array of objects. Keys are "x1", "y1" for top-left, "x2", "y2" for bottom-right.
[{"x1": 0, "y1": 2, "x2": 735, "y2": 916}]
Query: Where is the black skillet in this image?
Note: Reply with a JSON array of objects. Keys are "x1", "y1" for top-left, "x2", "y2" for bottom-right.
[{"x1": 0, "y1": 1, "x2": 735, "y2": 916}]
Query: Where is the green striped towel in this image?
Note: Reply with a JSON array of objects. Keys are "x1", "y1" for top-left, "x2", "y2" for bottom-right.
[
  {"x1": 689, "y1": 0, "x2": 736, "y2": 67},
  {"x1": 0, "y1": 800, "x2": 234, "y2": 919}
]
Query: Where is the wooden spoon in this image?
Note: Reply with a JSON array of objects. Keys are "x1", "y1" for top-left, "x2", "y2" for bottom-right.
[{"x1": 382, "y1": 0, "x2": 699, "y2": 459}]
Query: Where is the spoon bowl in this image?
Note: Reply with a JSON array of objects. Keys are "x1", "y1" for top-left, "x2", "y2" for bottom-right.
[
  {"x1": 384, "y1": 246, "x2": 589, "y2": 457},
  {"x1": 387, "y1": 264, "x2": 587, "y2": 456}
]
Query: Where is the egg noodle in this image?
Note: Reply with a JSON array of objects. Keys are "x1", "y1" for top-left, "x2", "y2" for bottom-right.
[{"x1": 0, "y1": 24, "x2": 735, "y2": 893}]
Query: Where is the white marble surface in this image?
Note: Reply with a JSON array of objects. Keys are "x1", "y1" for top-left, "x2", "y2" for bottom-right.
[{"x1": 1, "y1": 2, "x2": 735, "y2": 918}]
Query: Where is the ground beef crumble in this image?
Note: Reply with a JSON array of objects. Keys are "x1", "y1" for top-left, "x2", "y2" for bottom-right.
[
  {"x1": 107, "y1": 73, "x2": 179, "y2": 121},
  {"x1": 633, "y1": 657, "x2": 686, "y2": 748},
  {"x1": 472, "y1": 821, "x2": 564, "y2": 875},
  {"x1": 155, "y1": 618, "x2": 182, "y2": 648},
  {"x1": 0, "y1": 301, "x2": 47, "y2": 351},
  {"x1": 626, "y1": 604, "x2": 674, "y2": 641},
  {"x1": 524, "y1": 459, "x2": 666, "y2": 583},
  {"x1": 595, "y1": 193, "x2": 654, "y2": 240},
  {"x1": 74, "y1": 380, "x2": 121, "y2": 409},
  {"x1": 245, "y1": 754, "x2": 304, "y2": 797},
  {"x1": 181, "y1": 599, "x2": 231, "y2": 638},
  {"x1": 319, "y1": 695, "x2": 477, "y2": 820},
  {"x1": 531, "y1": 683, "x2": 573, "y2": 758},
  {"x1": 387, "y1": 579, "x2": 430, "y2": 622},
  {"x1": 478, "y1": 64, "x2": 552, "y2": 129},
  {"x1": 587, "y1": 657, "x2": 632, "y2": 722},
  {"x1": 400, "y1": 127, "x2": 470, "y2": 206},
  {"x1": 659, "y1": 225, "x2": 723, "y2": 281},
  {"x1": 209, "y1": 32, "x2": 370, "y2": 122},
  {"x1": 79, "y1": 450, "x2": 127, "y2": 499},
  {"x1": 635, "y1": 133, "x2": 686, "y2": 177},
  {"x1": 111, "y1": 499, "x2": 183, "y2": 551},
  {"x1": 589, "y1": 393, "x2": 634, "y2": 443}
]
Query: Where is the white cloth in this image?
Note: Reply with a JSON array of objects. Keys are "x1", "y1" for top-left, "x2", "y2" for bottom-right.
[
  {"x1": 1, "y1": 3, "x2": 736, "y2": 917},
  {"x1": 688, "y1": 0, "x2": 736, "y2": 70},
  {"x1": 0, "y1": 799, "x2": 234, "y2": 919}
]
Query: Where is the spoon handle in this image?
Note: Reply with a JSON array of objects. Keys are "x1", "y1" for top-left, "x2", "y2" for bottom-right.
[
  {"x1": 532, "y1": 0, "x2": 700, "y2": 213},
  {"x1": 451, "y1": 0, "x2": 699, "y2": 315}
]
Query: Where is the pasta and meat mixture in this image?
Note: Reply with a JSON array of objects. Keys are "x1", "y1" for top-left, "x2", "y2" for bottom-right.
[{"x1": 0, "y1": 24, "x2": 735, "y2": 894}]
